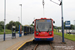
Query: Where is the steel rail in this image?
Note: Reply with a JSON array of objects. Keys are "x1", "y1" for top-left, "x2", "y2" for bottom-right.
[
  {"x1": 33, "y1": 43, "x2": 38, "y2": 50},
  {"x1": 50, "y1": 42, "x2": 53, "y2": 50}
]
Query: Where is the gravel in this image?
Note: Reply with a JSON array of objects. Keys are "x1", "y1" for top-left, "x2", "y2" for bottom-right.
[
  {"x1": 36, "y1": 44, "x2": 51, "y2": 50},
  {"x1": 53, "y1": 35, "x2": 75, "y2": 50}
]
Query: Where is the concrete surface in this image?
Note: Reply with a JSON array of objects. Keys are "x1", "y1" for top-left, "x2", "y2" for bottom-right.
[{"x1": 0, "y1": 34, "x2": 34, "y2": 50}]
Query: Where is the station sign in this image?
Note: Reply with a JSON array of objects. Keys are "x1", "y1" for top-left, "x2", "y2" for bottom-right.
[{"x1": 65, "y1": 21, "x2": 70, "y2": 27}]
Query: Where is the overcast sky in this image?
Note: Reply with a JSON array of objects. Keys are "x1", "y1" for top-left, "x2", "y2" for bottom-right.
[{"x1": 0, "y1": 0, "x2": 75, "y2": 26}]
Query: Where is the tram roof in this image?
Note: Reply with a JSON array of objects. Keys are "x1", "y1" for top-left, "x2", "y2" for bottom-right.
[{"x1": 24, "y1": 25, "x2": 33, "y2": 28}]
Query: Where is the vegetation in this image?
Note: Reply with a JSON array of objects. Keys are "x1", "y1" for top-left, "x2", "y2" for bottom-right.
[
  {"x1": 0, "y1": 29, "x2": 12, "y2": 34},
  {"x1": 54, "y1": 30, "x2": 75, "y2": 41},
  {"x1": 30, "y1": 24, "x2": 34, "y2": 26},
  {"x1": 0, "y1": 21, "x2": 4, "y2": 31},
  {"x1": 6, "y1": 21, "x2": 21, "y2": 31},
  {"x1": 0, "y1": 21, "x2": 21, "y2": 34}
]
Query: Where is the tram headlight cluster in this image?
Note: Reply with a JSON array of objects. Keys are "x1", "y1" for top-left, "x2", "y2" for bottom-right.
[
  {"x1": 49, "y1": 33, "x2": 52, "y2": 34},
  {"x1": 36, "y1": 33, "x2": 39, "y2": 35}
]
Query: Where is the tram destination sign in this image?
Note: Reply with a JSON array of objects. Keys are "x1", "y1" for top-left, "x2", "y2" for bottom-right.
[{"x1": 36, "y1": 20, "x2": 51, "y2": 22}]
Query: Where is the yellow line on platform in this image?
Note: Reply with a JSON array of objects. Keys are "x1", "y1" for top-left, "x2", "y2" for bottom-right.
[
  {"x1": 17, "y1": 38, "x2": 33, "y2": 50},
  {"x1": 6, "y1": 36, "x2": 34, "y2": 50}
]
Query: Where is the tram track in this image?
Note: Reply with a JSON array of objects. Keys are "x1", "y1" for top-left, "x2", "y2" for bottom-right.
[
  {"x1": 19, "y1": 41, "x2": 54, "y2": 50},
  {"x1": 33, "y1": 41, "x2": 54, "y2": 50},
  {"x1": 33, "y1": 43, "x2": 38, "y2": 50},
  {"x1": 50, "y1": 43, "x2": 53, "y2": 50}
]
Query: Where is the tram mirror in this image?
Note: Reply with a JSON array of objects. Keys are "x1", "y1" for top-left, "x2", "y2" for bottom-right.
[
  {"x1": 32, "y1": 21, "x2": 34, "y2": 24},
  {"x1": 53, "y1": 21, "x2": 55, "y2": 23}
]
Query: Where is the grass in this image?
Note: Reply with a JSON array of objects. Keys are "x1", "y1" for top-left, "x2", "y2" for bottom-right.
[
  {"x1": 0, "y1": 29, "x2": 18, "y2": 34},
  {"x1": 0, "y1": 29, "x2": 12, "y2": 34},
  {"x1": 54, "y1": 30, "x2": 75, "y2": 41}
]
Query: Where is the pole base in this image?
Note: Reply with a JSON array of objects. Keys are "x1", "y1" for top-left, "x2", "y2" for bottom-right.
[
  {"x1": 61, "y1": 42, "x2": 66, "y2": 44},
  {"x1": 4, "y1": 33, "x2": 5, "y2": 41}
]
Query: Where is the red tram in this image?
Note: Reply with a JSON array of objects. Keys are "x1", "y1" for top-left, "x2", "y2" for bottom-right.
[{"x1": 33, "y1": 18, "x2": 55, "y2": 41}]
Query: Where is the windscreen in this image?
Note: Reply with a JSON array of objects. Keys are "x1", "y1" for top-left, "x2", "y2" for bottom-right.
[{"x1": 36, "y1": 19, "x2": 52, "y2": 31}]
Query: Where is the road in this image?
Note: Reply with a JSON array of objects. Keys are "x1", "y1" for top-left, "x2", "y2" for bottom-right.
[{"x1": 0, "y1": 33, "x2": 24, "y2": 41}]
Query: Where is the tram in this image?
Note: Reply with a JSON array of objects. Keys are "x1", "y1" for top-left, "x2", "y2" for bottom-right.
[{"x1": 33, "y1": 18, "x2": 55, "y2": 41}]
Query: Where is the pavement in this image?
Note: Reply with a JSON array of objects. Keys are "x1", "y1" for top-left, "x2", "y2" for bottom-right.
[{"x1": 0, "y1": 34, "x2": 34, "y2": 50}]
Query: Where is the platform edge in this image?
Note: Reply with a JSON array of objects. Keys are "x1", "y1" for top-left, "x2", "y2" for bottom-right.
[{"x1": 17, "y1": 39, "x2": 33, "y2": 50}]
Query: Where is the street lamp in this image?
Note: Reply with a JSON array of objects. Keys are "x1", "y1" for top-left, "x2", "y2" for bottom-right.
[
  {"x1": 50, "y1": 0, "x2": 65, "y2": 43},
  {"x1": 19, "y1": 4, "x2": 22, "y2": 25},
  {"x1": 4, "y1": 0, "x2": 6, "y2": 41},
  {"x1": 19, "y1": 4, "x2": 22, "y2": 37}
]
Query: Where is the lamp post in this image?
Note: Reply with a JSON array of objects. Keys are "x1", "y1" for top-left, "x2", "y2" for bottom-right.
[
  {"x1": 4, "y1": 0, "x2": 6, "y2": 41},
  {"x1": 19, "y1": 4, "x2": 22, "y2": 37},
  {"x1": 19, "y1": 4, "x2": 22, "y2": 25},
  {"x1": 50, "y1": 0, "x2": 65, "y2": 43}
]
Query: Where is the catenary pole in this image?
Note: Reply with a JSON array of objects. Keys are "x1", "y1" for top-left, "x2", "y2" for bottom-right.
[
  {"x1": 61, "y1": 0, "x2": 65, "y2": 42},
  {"x1": 50, "y1": 0, "x2": 65, "y2": 43}
]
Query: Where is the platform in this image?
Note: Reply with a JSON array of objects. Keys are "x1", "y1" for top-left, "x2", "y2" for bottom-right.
[{"x1": 0, "y1": 34, "x2": 34, "y2": 50}]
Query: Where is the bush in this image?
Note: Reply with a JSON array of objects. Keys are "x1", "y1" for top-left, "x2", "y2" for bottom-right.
[{"x1": 0, "y1": 26, "x2": 3, "y2": 32}]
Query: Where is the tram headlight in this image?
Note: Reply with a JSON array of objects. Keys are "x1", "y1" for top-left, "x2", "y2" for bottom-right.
[
  {"x1": 49, "y1": 33, "x2": 52, "y2": 34},
  {"x1": 36, "y1": 33, "x2": 39, "y2": 35}
]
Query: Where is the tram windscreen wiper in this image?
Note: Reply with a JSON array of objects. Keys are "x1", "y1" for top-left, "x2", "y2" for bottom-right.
[
  {"x1": 47, "y1": 25, "x2": 51, "y2": 32},
  {"x1": 37, "y1": 25, "x2": 40, "y2": 32}
]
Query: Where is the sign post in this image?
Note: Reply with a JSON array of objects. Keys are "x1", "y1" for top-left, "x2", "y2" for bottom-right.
[
  {"x1": 65, "y1": 21, "x2": 70, "y2": 27},
  {"x1": 65, "y1": 21, "x2": 71, "y2": 34}
]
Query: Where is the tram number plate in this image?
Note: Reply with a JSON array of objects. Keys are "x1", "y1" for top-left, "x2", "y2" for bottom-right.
[
  {"x1": 40, "y1": 35, "x2": 44, "y2": 36},
  {"x1": 41, "y1": 38, "x2": 47, "y2": 40}
]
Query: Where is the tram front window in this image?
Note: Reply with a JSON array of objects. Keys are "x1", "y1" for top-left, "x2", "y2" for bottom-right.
[{"x1": 36, "y1": 20, "x2": 52, "y2": 31}]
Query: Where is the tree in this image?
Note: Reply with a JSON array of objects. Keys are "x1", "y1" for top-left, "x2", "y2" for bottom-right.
[
  {"x1": 70, "y1": 24, "x2": 74, "y2": 29},
  {"x1": 0, "y1": 21, "x2": 4, "y2": 29},
  {"x1": 6, "y1": 21, "x2": 21, "y2": 31},
  {"x1": 0, "y1": 26, "x2": 3, "y2": 32},
  {"x1": 30, "y1": 24, "x2": 34, "y2": 26},
  {"x1": 6, "y1": 21, "x2": 15, "y2": 30},
  {"x1": 15, "y1": 21, "x2": 21, "y2": 31}
]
